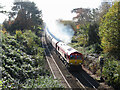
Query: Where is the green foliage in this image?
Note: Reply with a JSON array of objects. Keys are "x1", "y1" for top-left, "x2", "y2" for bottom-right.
[
  {"x1": 73, "y1": 23, "x2": 89, "y2": 47},
  {"x1": 23, "y1": 76, "x2": 63, "y2": 88},
  {"x1": 70, "y1": 2, "x2": 120, "y2": 89},
  {"x1": 99, "y1": 1, "x2": 120, "y2": 59},
  {"x1": 103, "y1": 58, "x2": 120, "y2": 89},
  {"x1": 1, "y1": 31, "x2": 63, "y2": 89},
  {"x1": 0, "y1": 80, "x2": 2, "y2": 87},
  {"x1": 71, "y1": 23, "x2": 101, "y2": 54},
  {"x1": 85, "y1": 43, "x2": 102, "y2": 54},
  {"x1": 22, "y1": 30, "x2": 43, "y2": 55},
  {"x1": 15, "y1": 30, "x2": 24, "y2": 41},
  {"x1": 88, "y1": 23, "x2": 100, "y2": 45},
  {"x1": 99, "y1": 2, "x2": 111, "y2": 20}
]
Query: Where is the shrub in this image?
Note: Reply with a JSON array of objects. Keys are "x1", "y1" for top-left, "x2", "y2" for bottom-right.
[
  {"x1": 2, "y1": 30, "x2": 63, "y2": 89},
  {"x1": 99, "y1": 1, "x2": 120, "y2": 59},
  {"x1": 103, "y1": 57, "x2": 120, "y2": 89}
]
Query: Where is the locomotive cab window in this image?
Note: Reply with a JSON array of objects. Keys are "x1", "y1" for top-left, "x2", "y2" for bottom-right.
[
  {"x1": 70, "y1": 55, "x2": 75, "y2": 59},
  {"x1": 77, "y1": 55, "x2": 82, "y2": 60}
]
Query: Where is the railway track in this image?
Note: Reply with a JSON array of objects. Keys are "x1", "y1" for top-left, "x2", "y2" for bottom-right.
[
  {"x1": 70, "y1": 69, "x2": 100, "y2": 89},
  {"x1": 41, "y1": 31, "x2": 100, "y2": 89},
  {"x1": 41, "y1": 32, "x2": 72, "y2": 88}
]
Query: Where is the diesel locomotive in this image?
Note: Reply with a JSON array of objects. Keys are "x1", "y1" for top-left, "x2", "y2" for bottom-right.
[{"x1": 45, "y1": 27, "x2": 84, "y2": 67}]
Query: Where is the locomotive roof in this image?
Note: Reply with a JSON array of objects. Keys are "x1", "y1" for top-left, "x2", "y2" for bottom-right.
[
  {"x1": 46, "y1": 28, "x2": 61, "y2": 41},
  {"x1": 52, "y1": 37, "x2": 59, "y2": 43},
  {"x1": 57, "y1": 42, "x2": 78, "y2": 55}
]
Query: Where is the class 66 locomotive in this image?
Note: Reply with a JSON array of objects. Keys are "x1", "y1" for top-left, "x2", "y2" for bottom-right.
[{"x1": 45, "y1": 27, "x2": 84, "y2": 68}]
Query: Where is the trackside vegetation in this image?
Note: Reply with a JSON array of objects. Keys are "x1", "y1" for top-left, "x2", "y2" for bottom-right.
[
  {"x1": 1, "y1": 0, "x2": 120, "y2": 89},
  {"x1": 0, "y1": 0, "x2": 63, "y2": 88},
  {"x1": 0, "y1": 30, "x2": 63, "y2": 88},
  {"x1": 99, "y1": 2, "x2": 120, "y2": 89},
  {"x1": 68, "y1": 1, "x2": 120, "y2": 89}
]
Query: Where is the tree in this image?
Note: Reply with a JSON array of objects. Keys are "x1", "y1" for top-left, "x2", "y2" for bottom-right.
[
  {"x1": 71, "y1": 8, "x2": 101, "y2": 47},
  {"x1": 99, "y1": 2, "x2": 111, "y2": 18},
  {"x1": 4, "y1": 1, "x2": 43, "y2": 32},
  {"x1": 12, "y1": 1, "x2": 42, "y2": 25},
  {"x1": 88, "y1": 23, "x2": 100, "y2": 45},
  {"x1": 72, "y1": 8, "x2": 92, "y2": 25},
  {"x1": 11, "y1": 9, "x2": 27, "y2": 30},
  {"x1": 99, "y1": 1, "x2": 120, "y2": 59}
]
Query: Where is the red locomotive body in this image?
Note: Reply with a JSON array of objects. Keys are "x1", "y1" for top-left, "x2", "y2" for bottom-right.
[{"x1": 45, "y1": 27, "x2": 83, "y2": 66}]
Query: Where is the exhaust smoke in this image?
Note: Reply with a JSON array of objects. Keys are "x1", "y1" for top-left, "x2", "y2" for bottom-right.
[{"x1": 45, "y1": 20, "x2": 74, "y2": 44}]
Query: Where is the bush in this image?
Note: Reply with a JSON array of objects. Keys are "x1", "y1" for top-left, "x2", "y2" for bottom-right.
[
  {"x1": 99, "y1": 1, "x2": 120, "y2": 59},
  {"x1": 103, "y1": 57, "x2": 120, "y2": 89},
  {"x1": 85, "y1": 43, "x2": 102, "y2": 54},
  {"x1": 2, "y1": 30, "x2": 63, "y2": 89},
  {"x1": 23, "y1": 76, "x2": 63, "y2": 88}
]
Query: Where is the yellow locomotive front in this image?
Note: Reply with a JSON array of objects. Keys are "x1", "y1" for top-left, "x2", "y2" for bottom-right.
[{"x1": 68, "y1": 52, "x2": 83, "y2": 66}]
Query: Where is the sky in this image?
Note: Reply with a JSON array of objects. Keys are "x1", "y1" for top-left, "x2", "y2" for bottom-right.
[{"x1": 0, "y1": 0, "x2": 102, "y2": 23}]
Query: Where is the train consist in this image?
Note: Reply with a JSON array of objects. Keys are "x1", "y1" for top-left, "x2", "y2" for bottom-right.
[{"x1": 45, "y1": 27, "x2": 84, "y2": 67}]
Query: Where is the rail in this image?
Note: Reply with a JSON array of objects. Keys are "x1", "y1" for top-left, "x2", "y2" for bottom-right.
[
  {"x1": 41, "y1": 31, "x2": 99, "y2": 89},
  {"x1": 41, "y1": 32, "x2": 71, "y2": 88}
]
